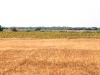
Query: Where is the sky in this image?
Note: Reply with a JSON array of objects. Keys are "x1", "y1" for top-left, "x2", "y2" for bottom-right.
[{"x1": 0, "y1": 0, "x2": 100, "y2": 27}]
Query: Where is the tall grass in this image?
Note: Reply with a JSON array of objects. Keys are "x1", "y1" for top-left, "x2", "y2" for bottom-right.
[{"x1": 0, "y1": 31, "x2": 100, "y2": 38}]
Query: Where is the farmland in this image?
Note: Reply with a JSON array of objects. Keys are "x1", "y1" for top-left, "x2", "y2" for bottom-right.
[
  {"x1": 0, "y1": 31, "x2": 100, "y2": 38},
  {"x1": 0, "y1": 38, "x2": 100, "y2": 75},
  {"x1": 0, "y1": 31, "x2": 100, "y2": 75}
]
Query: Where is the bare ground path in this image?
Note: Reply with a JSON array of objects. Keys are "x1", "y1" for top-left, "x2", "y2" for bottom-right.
[{"x1": 0, "y1": 38, "x2": 100, "y2": 75}]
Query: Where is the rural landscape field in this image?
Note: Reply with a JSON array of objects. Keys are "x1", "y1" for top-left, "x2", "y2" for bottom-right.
[
  {"x1": 1, "y1": 0, "x2": 100, "y2": 74},
  {"x1": 0, "y1": 31, "x2": 100, "y2": 75}
]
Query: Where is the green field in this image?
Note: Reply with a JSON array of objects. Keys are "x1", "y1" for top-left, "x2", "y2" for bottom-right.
[{"x1": 0, "y1": 31, "x2": 100, "y2": 38}]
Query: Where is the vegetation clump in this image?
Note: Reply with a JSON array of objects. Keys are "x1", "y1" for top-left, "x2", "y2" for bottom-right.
[
  {"x1": 35, "y1": 27, "x2": 41, "y2": 31},
  {"x1": 0, "y1": 25, "x2": 3, "y2": 31},
  {"x1": 11, "y1": 27, "x2": 17, "y2": 32}
]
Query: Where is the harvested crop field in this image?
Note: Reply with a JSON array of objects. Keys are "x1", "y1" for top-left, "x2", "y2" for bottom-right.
[{"x1": 0, "y1": 38, "x2": 100, "y2": 75}]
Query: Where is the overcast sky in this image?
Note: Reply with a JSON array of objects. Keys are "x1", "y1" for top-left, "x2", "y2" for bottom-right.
[{"x1": 0, "y1": 0, "x2": 100, "y2": 27}]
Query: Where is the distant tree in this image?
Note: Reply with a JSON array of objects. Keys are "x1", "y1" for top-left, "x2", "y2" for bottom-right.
[
  {"x1": 35, "y1": 27, "x2": 41, "y2": 31},
  {"x1": 86, "y1": 28, "x2": 92, "y2": 30},
  {"x1": 11, "y1": 27, "x2": 17, "y2": 31},
  {"x1": 0, "y1": 25, "x2": 3, "y2": 31},
  {"x1": 92, "y1": 27, "x2": 97, "y2": 30},
  {"x1": 82, "y1": 27, "x2": 86, "y2": 30}
]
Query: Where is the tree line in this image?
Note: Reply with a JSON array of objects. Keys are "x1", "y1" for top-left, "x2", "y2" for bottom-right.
[{"x1": 0, "y1": 25, "x2": 100, "y2": 31}]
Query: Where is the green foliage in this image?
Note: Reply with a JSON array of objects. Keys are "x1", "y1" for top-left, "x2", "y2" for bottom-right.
[
  {"x1": 11, "y1": 27, "x2": 17, "y2": 32},
  {"x1": 35, "y1": 27, "x2": 41, "y2": 31},
  {"x1": 0, "y1": 25, "x2": 3, "y2": 31}
]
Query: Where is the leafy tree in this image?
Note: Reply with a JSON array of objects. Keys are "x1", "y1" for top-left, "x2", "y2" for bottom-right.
[
  {"x1": 35, "y1": 27, "x2": 41, "y2": 31},
  {"x1": 92, "y1": 27, "x2": 97, "y2": 30},
  {"x1": 0, "y1": 25, "x2": 3, "y2": 31},
  {"x1": 11, "y1": 27, "x2": 17, "y2": 31}
]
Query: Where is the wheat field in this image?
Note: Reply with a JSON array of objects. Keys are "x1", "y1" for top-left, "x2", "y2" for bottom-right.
[{"x1": 0, "y1": 38, "x2": 100, "y2": 75}]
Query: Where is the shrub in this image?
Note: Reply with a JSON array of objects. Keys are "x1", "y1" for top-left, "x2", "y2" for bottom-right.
[
  {"x1": 11, "y1": 27, "x2": 17, "y2": 31},
  {"x1": 35, "y1": 27, "x2": 41, "y2": 31},
  {"x1": 0, "y1": 25, "x2": 3, "y2": 31}
]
